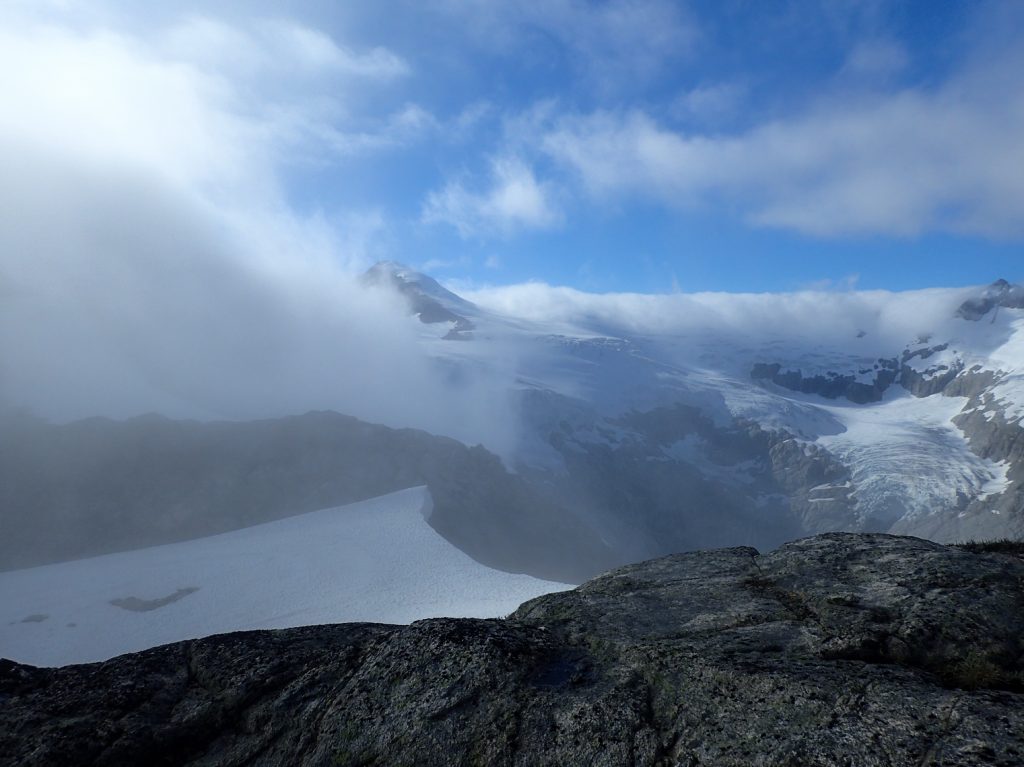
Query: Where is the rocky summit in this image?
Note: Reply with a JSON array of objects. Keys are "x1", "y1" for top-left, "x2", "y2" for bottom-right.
[{"x1": 2, "y1": 533, "x2": 1023, "y2": 767}]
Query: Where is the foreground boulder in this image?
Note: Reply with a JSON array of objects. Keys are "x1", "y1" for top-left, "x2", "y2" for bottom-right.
[{"x1": 2, "y1": 533, "x2": 1023, "y2": 766}]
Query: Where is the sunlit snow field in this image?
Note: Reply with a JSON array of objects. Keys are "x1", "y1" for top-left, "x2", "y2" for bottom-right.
[{"x1": 0, "y1": 487, "x2": 570, "y2": 667}]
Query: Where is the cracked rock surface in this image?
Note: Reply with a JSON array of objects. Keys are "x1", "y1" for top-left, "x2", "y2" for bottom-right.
[{"x1": 2, "y1": 533, "x2": 1023, "y2": 766}]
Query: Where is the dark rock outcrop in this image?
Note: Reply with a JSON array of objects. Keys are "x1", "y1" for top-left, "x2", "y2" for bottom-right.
[
  {"x1": 898, "y1": 344, "x2": 962, "y2": 397},
  {"x1": 956, "y1": 279, "x2": 1024, "y2": 321},
  {"x1": 362, "y1": 261, "x2": 476, "y2": 337},
  {"x1": 767, "y1": 437, "x2": 855, "y2": 532},
  {"x1": 750, "y1": 360, "x2": 899, "y2": 403},
  {"x1": 750, "y1": 347, "x2": 974, "y2": 404},
  {"x1": 3, "y1": 533, "x2": 1022, "y2": 766}
]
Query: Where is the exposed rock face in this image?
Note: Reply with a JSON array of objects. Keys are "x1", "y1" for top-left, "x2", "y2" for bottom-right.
[
  {"x1": 362, "y1": 261, "x2": 476, "y2": 337},
  {"x1": 957, "y1": 279, "x2": 1024, "y2": 321},
  {"x1": 751, "y1": 360, "x2": 899, "y2": 403},
  {"x1": 914, "y1": 384, "x2": 1024, "y2": 543},
  {"x1": 751, "y1": 345, "x2": 966, "y2": 403},
  {"x1": 3, "y1": 533, "x2": 1022, "y2": 766},
  {"x1": 766, "y1": 437, "x2": 855, "y2": 532},
  {"x1": 899, "y1": 344, "x2": 962, "y2": 397}
]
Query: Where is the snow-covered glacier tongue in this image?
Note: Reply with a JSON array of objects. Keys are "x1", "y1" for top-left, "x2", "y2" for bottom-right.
[{"x1": 814, "y1": 390, "x2": 1010, "y2": 531}]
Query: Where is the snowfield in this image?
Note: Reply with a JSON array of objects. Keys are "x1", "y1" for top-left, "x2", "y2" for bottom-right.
[{"x1": 0, "y1": 487, "x2": 570, "y2": 667}]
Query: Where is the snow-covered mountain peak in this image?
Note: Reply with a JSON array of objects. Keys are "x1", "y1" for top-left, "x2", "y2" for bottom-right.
[
  {"x1": 363, "y1": 261, "x2": 476, "y2": 337},
  {"x1": 364, "y1": 261, "x2": 476, "y2": 312},
  {"x1": 957, "y1": 278, "x2": 1024, "y2": 321}
]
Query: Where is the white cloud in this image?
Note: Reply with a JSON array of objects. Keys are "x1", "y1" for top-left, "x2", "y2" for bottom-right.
[
  {"x1": 162, "y1": 16, "x2": 409, "y2": 82},
  {"x1": 423, "y1": 156, "x2": 562, "y2": 237},
  {"x1": 462, "y1": 281, "x2": 970, "y2": 358},
  {"x1": 432, "y1": 0, "x2": 697, "y2": 90},
  {"x1": 155, "y1": 16, "x2": 428, "y2": 165},
  {"x1": 542, "y1": 45, "x2": 1024, "y2": 239},
  {"x1": 0, "y1": 25, "x2": 246, "y2": 196},
  {"x1": 841, "y1": 39, "x2": 908, "y2": 80},
  {"x1": 801, "y1": 274, "x2": 861, "y2": 292},
  {"x1": 0, "y1": 8, "x2": 517, "y2": 453},
  {"x1": 671, "y1": 82, "x2": 746, "y2": 124},
  {"x1": 0, "y1": 11, "x2": 419, "y2": 201},
  {"x1": 261, "y1": 20, "x2": 408, "y2": 79},
  {"x1": 304, "y1": 103, "x2": 440, "y2": 158}
]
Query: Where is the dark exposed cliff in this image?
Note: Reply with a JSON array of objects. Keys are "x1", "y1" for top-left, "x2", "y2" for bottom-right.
[
  {"x1": 3, "y1": 533, "x2": 1022, "y2": 766},
  {"x1": 956, "y1": 279, "x2": 1024, "y2": 321}
]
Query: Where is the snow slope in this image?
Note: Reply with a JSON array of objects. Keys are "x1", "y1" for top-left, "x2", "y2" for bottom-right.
[{"x1": 0, "y1": 487, "x2": 569, "y2": 667}]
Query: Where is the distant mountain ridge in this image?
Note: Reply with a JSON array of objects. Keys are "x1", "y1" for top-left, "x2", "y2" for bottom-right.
[
  {"x1": 362, "y1": 260, "x2": 476, "y2": 338},
  {"x1": 957, "y1": 278, "x2": 1024, "y2": 320}
]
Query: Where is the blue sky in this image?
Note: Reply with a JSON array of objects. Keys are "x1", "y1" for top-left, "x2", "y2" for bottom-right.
[{"x1": 2, "y1": 0, "x2": 1023, "y2": 294}]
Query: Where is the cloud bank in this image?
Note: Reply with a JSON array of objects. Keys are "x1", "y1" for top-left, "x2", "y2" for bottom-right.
[
  {"x1": 0, "y1": 7, "x2": 516, "y2": 453},
  {"x1": 431, "y1": 0, "x2": 697, "y2": 91},
  {"x1": 422, "y1": 156, "x2": 561, "y2": 237},
  {"x1": 422, "y1": 1, "x2": 1024, "y2": 244},
  {"x1": 541, "y1": 71, "x2": 1024, "y2": 239},
  {"x1": 463, "y1": 281, "x2": 973, "y2": 359}
]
